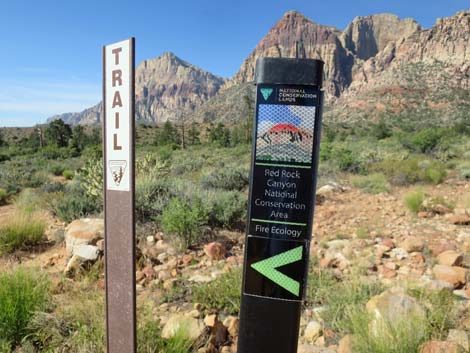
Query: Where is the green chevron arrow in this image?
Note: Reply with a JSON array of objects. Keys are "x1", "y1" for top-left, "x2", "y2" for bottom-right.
[{"x1": 251, "y1": 245, "x2": 303, "y2": 296}]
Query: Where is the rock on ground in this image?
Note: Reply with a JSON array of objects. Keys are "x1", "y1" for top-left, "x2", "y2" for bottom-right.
[
  {"x1": 65, "y1": 218, "x2": 104, "y2": 258},
  {"x1": 161, "y1": 313, "x2": 204, "y2": 340},
  {"x1": 419, "y1": 340, "x2": 463, "y2": 353}
]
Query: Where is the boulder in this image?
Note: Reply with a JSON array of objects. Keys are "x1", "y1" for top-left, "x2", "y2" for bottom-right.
[
  {"x1": 303, "y1": 320, "x2": 322, "y2": 342},
  {"x1": 366, "y1": 288, "x2": 426, "y2": 337},
  {"x1": 161, "y1": 314, "x2": 204, "y2": 340},
  {"x1": 65, "y1": 218, "x2": 104, "y2": 258},
  {"x1": 338, "y1": 334, "x2": 355, "y2": 353},
  {"x1": 74, "y1": 245, "x2": 100, "y2": 261},
  {"x1": 419, "y1": 341, "x2": 463, "y2": 353},
  {"x1": 203, "y1": 242, "x2": 226, "y2": 261},
  {"x1": 447, "y1": 329, "x2": 469, "y2": 351},
  {"x1": 433, "y1": 265, "x2": 467, "y2": 288},
  {"x1": 437, "y1": 250, "x2": 464, "y2": 267}
]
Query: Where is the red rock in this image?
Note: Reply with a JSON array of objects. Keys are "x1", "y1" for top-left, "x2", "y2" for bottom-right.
[
  {"x1": 418, "y1": 211, "x2": 432, "y2": 218},
  {"x1": 320, "y1": 257, "x2": 332, "y2": 268},
  {"x1": 181, "y1": 254, "x2": 193, "y2": 266},
  {"x1": 448, "y1": 215, "x2": 470, "y2": 225},
  {"x1": 437, "y1": 250, "x2": 464, "y2": 266},
  {"x1": 433, "y1": 265, "x2": 467, "y2": 288},
  {"x1": 142, "y1": 265, "x2": 155, "y2": 279},
  {"x1": 203, "y1": 242, "x2": 226, "y2": 261},
  {"x1": 382, "y1": 238, "x2": 395, "y2": 249},
  {"x1": 399, "y1": 236, "x2": 424, "y2": 253},
  {"x1": 419, "y1": 340, "x2": 463, "y2": 353},
  {"x1": 430, "y1": 242, "x2": 454, "y2": 256}
]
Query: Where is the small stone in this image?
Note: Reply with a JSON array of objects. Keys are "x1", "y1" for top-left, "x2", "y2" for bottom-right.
[
  {"x1": 158, "y1": 271, "x2": 171, "y2": 281},
  {"x1": 223, "y1": 316, "x2": 239, "y2": 338},
  {"x1": 447, "y1": 329, "x2": 469, "y2": 351},
  {"x1": 204, "y1": 314, "x2": 217, "y2": 327},
  {"x1": 142, "y1": 265, "x2": 155, "y2": 279},
  {"x1": 203, "y1": 242, "x2": 226, "y2": 261},
  {"x1": 136, "y1": 271, "x2": 145, "y2": 282},
  {"x1": 338, "y1": 334, "x2": 355, "y2": 353},
  {"x1": 433, "y1": 265, "x2": 467, "y2": 288},
  {"x1": 146, "y1": 235, "x2": 155, "y2": 244},
  {"x1": 304, "y1": 320, "x2": 322, "y2": 342},
  {"x1": 438, "y1": 250, "x2": 464, "y2": 266},
  {"x1": 189, "y1": 309, "x2": 200, "y2": 318},
  {"x1": 453, "y1": 289, "x2": 470, "y2": 300},
  {"x1": 419, "y1": 340, "x2": 463, "y2": 353},
  {"x1": 161, "y1": 314, "x2": 204, "y2": 340},
  {"x1": 399, "y1": 236, "x2": 424, "y2": 253},
  {"x1": 181, "y1": 254, "x2": 193, "y2": 266},
  {"x1": 382, "y1": 238, "x2": 395, "y2": 250},
  {"x1": 385, "y1": 262, "x2": 398, "y2": 270},
  {"x1": 188, "y1": 274, "x2": 213, "y2": 283},
  {"x1": 448, "y1": 215, "x2": 470, "y2": 225}
]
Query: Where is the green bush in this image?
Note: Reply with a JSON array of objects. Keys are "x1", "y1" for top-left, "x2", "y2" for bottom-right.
[
  {"x1": 160, "y1": 197, "x2": 208, "y2": 249},
  {"x1": 45, "y1": 183, "x2": 101, "y2": 223},
  {"x1": 404, "y1": 190, "x2": 425, "y2": 214},
  {"x1": 0, "y1": 269, "x2": 49, "y2": 347},
  {"x1": 136, "y1": 176, "x2": 171, "y2": 222},
  {"x1": 0, "y1": 212, "x2": 46, "y2": 255},
  {"x1": 62, "y1": 169, "x2": 74, "y2": 180},
  {"x1": 457, "y1": 162, "x2": 470, "y2": 179},
  {"x1": 192, "y1": 268, "x2": 242, "y2": 315},
  {"x1": 205, "y1": 191, "x2": 246, "y2": 229},
  {"x1": 49, "y1": 163, "x2": 65, "y2": 176},
  {"x1": 200, "y1": 166, "x2": 249, "y2": 191},
  {"x1": 351, "y1": 173, "x2": 390, "y2": 194},
  {"x1": 331, "y1": 146, "x2": 362, "y2": 172},
  {"x1": 372, "y1": 158, "x2": 447, "y2": 185},
  {"x1": 0, "y1": 188, "x2": 7, "y2": 205}
]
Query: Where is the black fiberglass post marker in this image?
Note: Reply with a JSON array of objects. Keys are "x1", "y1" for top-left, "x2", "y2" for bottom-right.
[{"x1": 238, "y1": 57, "x2": 324, "y2": 353}]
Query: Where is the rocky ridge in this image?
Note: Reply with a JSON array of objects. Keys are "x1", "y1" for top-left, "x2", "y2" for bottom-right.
[{"x1": 48, "y1": 10, "x2": 470, "y2": 127}]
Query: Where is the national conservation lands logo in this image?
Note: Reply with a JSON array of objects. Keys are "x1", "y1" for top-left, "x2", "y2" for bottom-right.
[
  {"x1": 256, "y1": 104, "x2": 316, "y2": 164},
  {"x1": 260, "y1": 88, "x2": 273, "y2": 101},
  {"x1": 109, "y1": 160, "x2": 127, "y2": 187}
]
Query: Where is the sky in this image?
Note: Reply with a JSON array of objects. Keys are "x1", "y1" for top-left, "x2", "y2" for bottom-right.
[{"x1": 0, "y1": 0, "x2": 468, "y2": 127}]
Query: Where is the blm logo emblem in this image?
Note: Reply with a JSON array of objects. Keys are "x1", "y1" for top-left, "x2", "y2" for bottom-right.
[{"x1": 109, "y1": 160, "x2": 127, "y2": 187}]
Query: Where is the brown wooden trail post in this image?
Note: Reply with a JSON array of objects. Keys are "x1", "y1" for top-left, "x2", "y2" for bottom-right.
[{"x1": 102, "y1": 37, "x2": 136, "y2": 353}]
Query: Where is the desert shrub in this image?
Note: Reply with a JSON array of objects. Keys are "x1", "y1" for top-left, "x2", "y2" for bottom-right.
[
  {"x1": 305, "y1": 267, "x2": 338, "y2": 306},
  {"x1": 77, "y1": 158, "x2": 103, "y2": 200},
  {"x1": 38, "y1": 145, "x2": 76, "y2": 159},
  {"x1": 200, "y1": 166, "x2": 249, "y2": 191},
  {"x1": 204, "y1": 191, "x2": 246, "y2": 229},
  {"x1": 46, "y1": 183, "x2": 101, "y2": 223},
  {"x1": 49, "y1": 163, "x2": 65, "y2": 176},
  {"x1": 135, "y1": 176, "x2": 171, "y2": 222},
  {"x1": 0, "y1": 269, "x2": 49, "y2": 347},
  {"x1": 371, "y1": 158, "x2": 446, "y2": 185},
  {"x1": 41, "y1": 181, "x2": 66, "y2": 194},
  {"x1": 26, "y1": 290, "x2": 104, "y2": 353},
  {"x1": 0, "y1": 212, "x2": 46, "y2": 255},
  {"x1": 14, "y1": 188, "x2": 44, "y2": 213},
  {"x1": 0, "y1": 188, "x2": 8, "y2": 205},
  {"x1": 160, "y1": 197, "x2": 208, "y2": 249},
  {"x1": 457, "y1": 162, "x2": 470, "y2": 179},
  {"x1": 62, "y1": 169, "x2": 74, "y2": 180},
  {"x1": 404, "y1": 190, "x2": 425, "y2": 214},
  {"x1": 347, "y1": 308, "x2": 428, "y2": 353},
  {"x1": 0, "y1": 153, "x2": 10, "y2": 163},
  {"x1": 331, "y1": 146, "x2": 363, "y2": 172},
  {"x1": 351, "y1": 173, "x2": 390, "y2": 194},
  {"x1": 407, "y1": 288, "x2": 457, "y2": 340},
  {"x1": 192, "y1": 267, "x2": 242, "y2": 315},
  {"x1": 0, "y1": 165, "x2": 48, "y2": 194}
]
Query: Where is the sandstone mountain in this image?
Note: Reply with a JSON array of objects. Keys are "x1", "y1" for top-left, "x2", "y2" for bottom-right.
[
  {"x1": 49, "y1": 9, "x2": 470, "y2": 128},
  {"x1": 48, "y1": 52, "x2": 226, "y2": 125}
]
